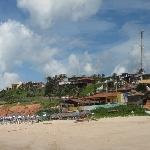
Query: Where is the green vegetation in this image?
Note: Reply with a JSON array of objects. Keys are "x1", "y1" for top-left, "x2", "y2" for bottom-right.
[
  {"x1": 136, "y1": 84, "x2": 147, "y2": 92},
  {"x1": 0, "y1": 73, "x2": 140, "y2": 107},
  {"x1": 0, "y1": 73, "x2": 148, "y2": 117},
  {"x1": 33, "y1": 98, "x2": 61, "y2": 108},
  {"x1": 36, "y1": 108, "x2": 59, "y2": 116},
  {"x1": 0, "y1": 87, "x2": 61, "y2": 109},
  {"x1": 44, "y1": 75, "x2": 107, "y2": 98},
  {"x1": 92, "y1": 105, "x2": 149, "y2": 118},
  {"x1": 45, "y1": 76, "x2": 80, "y2": 97},
  {"x1": 79, "y1": 84, "x2": 96, "y2": 97}
]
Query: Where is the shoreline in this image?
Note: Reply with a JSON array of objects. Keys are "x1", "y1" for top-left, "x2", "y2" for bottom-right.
[{"x1": 0, "y1": 115, "x2": 150, "y2": 125}]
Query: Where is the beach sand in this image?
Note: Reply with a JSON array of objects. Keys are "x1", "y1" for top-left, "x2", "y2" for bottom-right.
[{"x1": 0, "y1": 116, "x2": 150, "y2": 150}]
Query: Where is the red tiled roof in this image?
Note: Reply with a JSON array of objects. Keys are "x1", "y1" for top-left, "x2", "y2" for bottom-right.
[
  {"x1": 85, "y1": 92, "x2": 118, "y2": 100},
  {"x1": 78, "y1": 77, "x2": 94, "y2": 81}
]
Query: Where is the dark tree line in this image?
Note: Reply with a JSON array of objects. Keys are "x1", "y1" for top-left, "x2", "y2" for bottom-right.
[{"x1": 45, "y1": 75, "x2": 80, "y2": 99}]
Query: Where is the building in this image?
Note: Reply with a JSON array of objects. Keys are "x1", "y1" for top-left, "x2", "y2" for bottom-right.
[
  {"x1": 118, "y1": 73, "x2": 139, "y2": 84},
  {"x1": 19, "y1": 82, "x2": 45, "y2": 90},
  {"x1": 11, "y1": 82, "x2": 22, "y2": 90},
  {"x1": 68, "y1": 77, "x2": 95, "y2": 88},
  {"x1": 6, "y1": 81, "x2": 45, "y2": 91},
  {"x1": 59, "y1": 78, "x2": 71, "y2": 85},
  {"x1": 138, "y1": 79, "x2": 150, "y2": 85},
  {"x1": 84, "y1": 92, "x2": 121, "y2": 104},
  {"x1": 141, "y1": 74, "x2": 150, "y2": 80},
  {"x1": 64, "y1": 99, "x2": 97, "y2": 107}
]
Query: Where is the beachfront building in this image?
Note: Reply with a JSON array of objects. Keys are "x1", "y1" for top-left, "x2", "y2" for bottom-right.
[{"x1": 84, "y1": 92, "x2": 127, "y2": 104}]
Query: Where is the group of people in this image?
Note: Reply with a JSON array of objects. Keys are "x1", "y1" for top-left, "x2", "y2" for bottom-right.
[{"x1": 0, "y1": 114, "x2": 44, "y2": 125}]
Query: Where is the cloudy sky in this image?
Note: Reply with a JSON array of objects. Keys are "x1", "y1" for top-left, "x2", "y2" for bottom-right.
[{"x1": 0, "y1": 0, "x2": 150, "y2": 89}]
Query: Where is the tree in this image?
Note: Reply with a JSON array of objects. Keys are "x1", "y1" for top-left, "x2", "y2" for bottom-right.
[
  {"x1": 136, "y1": 84, "x2": 146, "y2": 92},
  {"x1": 102, "y1": 74, "x2": 105, "y2": 78},
  {"x1": 112, "y1": 73, "x2": 117, "y2": 80},
  {"x1": 45, "y1": 76, "x2": 59, "y2": 99}
]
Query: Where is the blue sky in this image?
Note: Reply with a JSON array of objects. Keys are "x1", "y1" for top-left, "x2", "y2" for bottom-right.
[{"x1": 0, "y1": 0, "x2": 150, "y2": 89}]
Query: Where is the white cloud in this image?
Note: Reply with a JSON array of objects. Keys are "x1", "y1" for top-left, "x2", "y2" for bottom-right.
[
  {"x1": 0, "y1": 20, "x2": 34, "y2": 70},
  {"x1": 0, "y1": 20, "x2": 98, "y2": 88},
  {"x1": 43, "y1": 60, "x2": 67, "y2": 77},
  {"x1": 0, "y1": 19, "x2": 61, "y2": 67},
  {"x1": 0, "y1": 20, "x2": 35, "y2": 89},
  {"x1": 0, "y1": 20, "x2": 99, "y2": 88},
  {"x1": 113, "y1": 65, "x2": 126, "y2": 75},
  {"x1": 84, "y1": 63, "x2": 93, "y2": 74},
  {"x1": 0, "y1": 20, "x2": 64, "y2": 88},
  {"x1": 68, "y1": 54, "x2": 80, "y2": 68},
  {"x1": 0, "y1": 72, "x2": 20, "y2": 90},
  {"x1": 0, "y1": 0, "x2": 149, "y2": 93},
  {"x1": 17, "y1": 0, "x2": 102, "y2": 29},
  {"x1": 68, "y1": 52, "x2": 97, "y2": 75},
  {"x1": 102, "y1": 22, "x2": 150, "y2": 74}
]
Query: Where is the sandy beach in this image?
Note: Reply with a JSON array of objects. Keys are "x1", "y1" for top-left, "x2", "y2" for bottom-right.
[{"x1": 0, "y1": 116, "x2": 150, "y2": 150}]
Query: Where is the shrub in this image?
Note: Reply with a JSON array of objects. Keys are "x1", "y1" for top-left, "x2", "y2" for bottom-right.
[{"x1": 91, "y1": 105, "x2": 148, "y2": 118}]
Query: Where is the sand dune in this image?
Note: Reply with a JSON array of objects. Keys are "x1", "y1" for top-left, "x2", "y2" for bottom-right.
[{"x1": 0, "y1": 116, "x2": 150, "y2": 150}]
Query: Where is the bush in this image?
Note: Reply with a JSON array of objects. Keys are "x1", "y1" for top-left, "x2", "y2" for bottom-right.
[
  {"x1": 79, "y1": 84, "x2": 96, "y2": 97},
  {"x1": 27, "y1": 90, "x2": 35, "y2": 97},
  {"x1": 36, "y1": 108, "x2": 59, "y2": 116},
  {"x1": 91, "y1": 105, "x2": 148, "y2": 118},
  {"x1": 136, "y1": 84, "x2": 147, "y2": 92}
]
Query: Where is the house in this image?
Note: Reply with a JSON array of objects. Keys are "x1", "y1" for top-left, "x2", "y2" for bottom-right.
[
  {"x1": 11, "y1": 82, "x2": 22, "y2": 90},
  {"x1": 77, "y1": 77, "x2": 95, "y2": 84},
  {"x1": 6, "y1": 82, "x2": 22, "y2": 91},
  {"x1": 6, "y1": 87, "x2": 12, "y2": 91},
  {"x1": 68, "y1": 77, "x2": 95, "y2": 88},
  {"x1": 19, "y1": 82, "x2": 45, "y2": 90},
  {"x1": 84, "y1": 92, "x2": 120, "y2": 103},
  {"x1": 118, "y1": 73, "x2": 139, "y2": 84},
  {"x1": 127, "y1": 92, "x2": 145, "y2": 105},
  {"x1": 127, "y1": 95, "x2": 144, "y2": 105},
  {"x1": 117, "y1": 83, "x2": 135, "y2": 93},
  {"x1": 84, "y1": 92, "x2": 128, "y2": 104},
  {"x1": 59, "y1": 78, "x2": 71, "y2": 85},
  {"x1": 64, "y1": 98, "x2": 99, "y2": 107},
  {"x1": 11, "y1": 84, "x2": 18, "y2": 90},
  {"x1": 32, "y1": 82, "x2": 45, "y2": 89},
  {"x1": 138, "y1": 79, "x2": 150, "y2": 85},
  {"x1": 141, "y1": 74, "x2": 150, "y2": 80}
]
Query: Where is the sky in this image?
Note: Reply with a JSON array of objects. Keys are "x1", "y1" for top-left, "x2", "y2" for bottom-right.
[{"x1": 0, "y1": 0, "x2": 150, "y2": 89}]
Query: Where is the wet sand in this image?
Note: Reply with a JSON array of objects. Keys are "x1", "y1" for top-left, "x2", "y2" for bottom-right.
[{"x1": 0, "y1": 116, "x2": 150, "y2": 150}]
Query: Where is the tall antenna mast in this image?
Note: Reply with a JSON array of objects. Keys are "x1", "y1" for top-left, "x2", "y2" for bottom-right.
[
  {"x1": 141, "y1": 31, "x2": 144, "y2": 70},
  {"x1": 139, "y1": 30, "x2": 144, "y2": 74}
]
